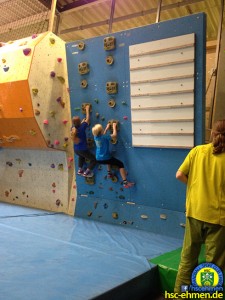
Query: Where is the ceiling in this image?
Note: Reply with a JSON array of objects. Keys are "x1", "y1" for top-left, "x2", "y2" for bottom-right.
[
  {"x1": 55, "y1": 0, "x2": 223, "y2": 42},
  {"x1": 0, "y1": 0, "x2": 224, "y2": 43}
]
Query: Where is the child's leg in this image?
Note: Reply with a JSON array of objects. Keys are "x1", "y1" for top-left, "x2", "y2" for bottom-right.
[{"x1": 75, "y1": 150, "x2": 85, "y2": 169}]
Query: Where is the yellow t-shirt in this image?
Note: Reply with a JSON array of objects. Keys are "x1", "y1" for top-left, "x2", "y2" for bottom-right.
[{"x1": 179, "y1": 143, "x2": 225, "y2": 226}]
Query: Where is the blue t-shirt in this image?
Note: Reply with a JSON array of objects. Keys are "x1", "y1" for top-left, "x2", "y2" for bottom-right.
[
  {"x1": 73, "y1": 122, "x2": 88, "y2": 151},
  {"x1": 94, "y1": 135, "x2": 112, "y2": 160}
]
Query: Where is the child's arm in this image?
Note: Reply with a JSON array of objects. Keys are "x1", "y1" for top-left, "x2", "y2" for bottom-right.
[
  {"x1": 111, "y1": 122, "x2": 117, "y2": 138},
  {"x1": 85, "y1": 104, "x2": 90, "y2": 124},
  {"x1": 104, "y1": 123, "x2": 111, "y2": 135}
]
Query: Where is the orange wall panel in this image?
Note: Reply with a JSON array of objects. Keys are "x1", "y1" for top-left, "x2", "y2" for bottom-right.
[
  {"x1": 0, "y1": 118, "x2": 48, "y2": 149},
  {"x1": 0, "y1": 81, "x2": 34, "y2": 118}
]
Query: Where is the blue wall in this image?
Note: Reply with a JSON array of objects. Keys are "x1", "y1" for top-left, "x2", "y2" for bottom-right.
[{"x1": 66, "y1": 13, "x2": 206, "y2": 238}]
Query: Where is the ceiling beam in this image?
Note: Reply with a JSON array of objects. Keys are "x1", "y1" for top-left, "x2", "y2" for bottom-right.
[{"x1": 57, "y1": 0, "x2": 100, "y2": 13}]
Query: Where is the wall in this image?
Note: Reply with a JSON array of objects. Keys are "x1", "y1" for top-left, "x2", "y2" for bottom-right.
[
  {"x1": 66, "y1": 13, "x2": 206, "y2": 238},
  {"x1": 0, "y1": 32, "x2": 76, "y2": 215}
]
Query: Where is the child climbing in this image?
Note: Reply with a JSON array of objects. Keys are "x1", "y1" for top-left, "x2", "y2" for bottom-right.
[
  {"x1": 71, "y1": 104, "x2": 96, "y2": 177},
  {"x1": 92, "y1": 122, "x2": 135, "y2": 188}
]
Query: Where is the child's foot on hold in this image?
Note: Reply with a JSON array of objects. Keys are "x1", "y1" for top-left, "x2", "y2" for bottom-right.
[
  {"x1": 107, "y1": 171, "x2": 113, "y2": 178},
  {"x1": 77, "y1": 168, "x2": 84, "y2": 175},
  {"x1": 83, "y1": 169, "x2": 94, "y2": 178},
  {"x1": 123, "y1": 180, "x2": 135, "y2": 188}
]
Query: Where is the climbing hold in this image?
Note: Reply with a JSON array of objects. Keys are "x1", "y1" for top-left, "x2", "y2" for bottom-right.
[
  {"x1": 85, "y1": 177, "x2": 95, "y2": 185},
  {"x1": 50, "y1": 164, "x2": 55, "y2": 168},
  {"x1": 96, "y1": 112, "x2": 100, "y2": 118},
  {"x1": 15, "y1": 158, "x2": 21, "y2": 163},
  {"x1": 64, "y1": 137, "x2": 69, "y2": 141},
  {"x1": 106, "y1": 82, "x2": 118, "y2": 94},
  {"x1": 78, "y1": 62, "x2": 89, "y2": 75},
  {"x1": 49, "y1": 37, "x2": 55, "y2": 44},
  {"x1": 6, "y1": 161, "x2": 13, "y2": 167},
  {"x1": 123, "y1": 116, "x2": 128, "y2": 120},
  {"x1": 34, "y1": 109, "x2": 40, "y2": 116},
  {"x1": 94, "y1": 202, "x2": 98, "y2": 209},
  {"x1": 68, "y1": 157, "x2": 73, "y2": 162},
  {"x1": 56, "y1": 199, "x2": 61, "y2": 207},
  {"x1": 49, "y1": 110, "x2": 56, "y2": 118},
  {"x1": 28, "y1": 163, "x2": 32, "y2": 166},
  {"x1": 121, "y1": 101, "x2": 127, "y2": 105},
  {"x1": 57, "y1": 57, "x2": 62, "y2": 62},
  {"x1": 18, "y1": 170, "x2": 24, "y2": 177},
  {"x1": 57, "y1": 76, "x2": 65, "y2": 84},
  {"x1": 52, "y1": 190, "x2": 56, "y2": 193},
  {"x1": 112, "y1": 212, "x2": 118, "y2": 219},
  {"x1": 3, "y1": 66, "x2": 9, "y2": 72},
  {"x1": 106, "y1": 55, "x2": 114, "y2": 65},
  {"x1": 56, "y1": 97, "x2": 65, "y2": 108},
  {"x1": 94, "y1": 99, "x2": 99, "y2": 104},
  {"x1": 78, "y1": 42, "x2": 85, "y2": 50},
  {"x1": 141, "y1": 215, "x2": 148, "y2": 219},
  {"x1": 111, "y1": 137, "x2": 117, "y2": 145},
  {"x1": 101, "y1": 116, "x2": 105, "y2": 121},
  {"x1": 103, "y1": 203, "x2": 108, "y2": 209},
  {"x1": 160, "y1": 214, "x2": 167, "y2": 220},
  {"x1": 43, "y1": 119, "x2": 49, "y2": 125},
  {"x1": 119, "y1": 195, "x2": 125, "y2": 200},
  {"x1": 50, "y1": 71, "x2": 56, "y2": 78},
  {"x1": 89, "y1": 191, "x2": 94, "y2": 195},
  {"x1": 62, "y1": 120, "x2": 68, "y2": 125},
  {"x1": 2, "y1": 58, "x2": 6, "y2": 63},
  {"x1": 80, "y1": 79, "x2": 88, "y2": 89},
  {"x1": 104, "y1": 36, "x2": 116, "y2": 50},
  {"x1": 29, "y1": 130, "x2": 36, "y2": 136},
  {"x1": 63, "y1": 143, "x2": 68, "y2": 148},
  {"x1": 19, "y1": 108, "x2": 23, "y2": 112},
  {"x1": 74, "y1": 107, "x2": 81, "y2": 112},
  {"x1": 109, "y1": 187, "x2": 113, "y2": 191},
  {"x1": 32, "y1": 88, "x2": 38, "y2": 95},
  {"x1": 58, "y1": 164, "x2": 63, "y2": 170},
  {"x1": 54, "y1": 140, "x2": 60, "y2": 146},
  {"x1": 23, "y1": 48, "x2": 31, "y2": 56},
  {"x1": 32, "y1": 34, "x2": 38, "y2": 39},
  {"x1": 52, "y1": 182, "x2": 56, "y2": 187},
  {"x1": 87, "y1": 211, "x2": 92, "y2": 217},
  {"x1": 108, "y1": 99, "x2": 116, "y2": 108},
  {"x1": 5, "y1": 191, "x2": 9, "y2": 197}
]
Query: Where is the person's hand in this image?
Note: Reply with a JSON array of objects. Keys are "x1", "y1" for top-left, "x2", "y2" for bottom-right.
[{"x1": 85, "y1": 104, "x2": 90, "y2": 111}]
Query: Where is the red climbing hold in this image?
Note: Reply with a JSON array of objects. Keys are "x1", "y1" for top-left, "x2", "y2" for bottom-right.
[{"x1": 23, "y1": 48, "x2": 31, "y2": 56}]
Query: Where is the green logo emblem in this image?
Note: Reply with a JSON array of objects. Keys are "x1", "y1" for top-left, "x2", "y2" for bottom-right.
[{"x1": 200, "y1": 271, "x2": 214, "y2": 286}]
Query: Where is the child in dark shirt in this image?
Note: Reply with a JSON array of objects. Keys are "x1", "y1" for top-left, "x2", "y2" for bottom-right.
[{"x1": 71, "y1": 105, "x2": 96, "y2": 177}]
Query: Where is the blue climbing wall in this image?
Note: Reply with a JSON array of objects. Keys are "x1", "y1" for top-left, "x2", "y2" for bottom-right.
[{"x1": 66, "y1": 13, "x2": 206, "y2": 238}]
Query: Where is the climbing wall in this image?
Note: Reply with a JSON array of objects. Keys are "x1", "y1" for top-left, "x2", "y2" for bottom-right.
[
  {"x1": 66, "y1": 13, "x2": 206, "y2": 237},
  {"x1": 66, "y1": 14, "x2": 205, "y2": 237},
  {"x1": 0, "y1": 32, "x2": 76, "y2": 215}
]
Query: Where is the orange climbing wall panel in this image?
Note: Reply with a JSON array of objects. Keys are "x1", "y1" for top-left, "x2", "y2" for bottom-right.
[
  {"x1": 0, "y1": 80, "x2": 48, "y2": 148},
  {"x1": 0, "y1": 118, "x2": 47, "y2": 148},
  {"x1": 0, "y1": 81, "x2": 34, "y2": 118}
]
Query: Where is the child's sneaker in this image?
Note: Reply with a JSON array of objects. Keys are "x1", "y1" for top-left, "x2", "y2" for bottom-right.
[
  {"x1": 123, "y1": 181, "x2": 135, "y2": 188},
  {"x1": 77, "y1": 169, "x2": 84, "y2": 176},
  {"x1": 107, "y1": 172, "x2": 114, "y2": 178},
  {"x1": 83, "y1": 169, "x2": 94, "y2": 178}
]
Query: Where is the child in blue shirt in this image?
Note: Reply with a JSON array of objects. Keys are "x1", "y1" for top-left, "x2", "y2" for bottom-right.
[
  {"x1": 92, "y1": 122, "x2": 134, "y2": 188},
  {"x1": 71, "y1": 105, "x2": 96, "y2": 177}
]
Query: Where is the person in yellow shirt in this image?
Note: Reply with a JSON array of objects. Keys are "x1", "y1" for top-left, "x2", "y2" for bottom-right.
[{"x1": 174, "y1": 119, "x2": 225, "y2": 293}]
